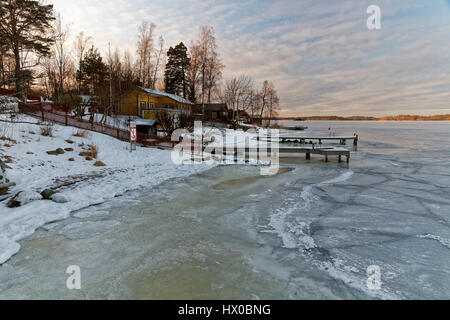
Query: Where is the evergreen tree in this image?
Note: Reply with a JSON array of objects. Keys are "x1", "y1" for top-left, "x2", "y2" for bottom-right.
[
  {"x1": 0, "y1": 0, "x2": 55, "y2": 100},
  {"x1": 77, "y1": 46, "x2": 108, "y2": 95},
  {"x1": 164, "y1": 42, "x2": 190, "y2": 99}
]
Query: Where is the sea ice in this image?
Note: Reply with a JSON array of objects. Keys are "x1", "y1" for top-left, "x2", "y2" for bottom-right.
[{"x1": 57, "y1": 220, "x2": 120, "y2": 240}]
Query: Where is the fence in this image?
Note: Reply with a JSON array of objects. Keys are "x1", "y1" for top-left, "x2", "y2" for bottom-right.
[{"x1": 18, "y1": 102, "x2": 175, "y2": 149}]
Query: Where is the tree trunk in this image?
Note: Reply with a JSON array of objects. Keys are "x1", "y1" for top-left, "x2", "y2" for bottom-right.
[{"x1": 13, "y1": 45, "x2": 25, "y2": 101}]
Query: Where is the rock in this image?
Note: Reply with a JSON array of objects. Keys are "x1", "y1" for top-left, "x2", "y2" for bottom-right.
[
  {"x1": 64, "y1": 148, "x2": 74, "y2": 152},
  {"x1": 6, "y1": 198, "x2": 20, "y2": 208},
  {"x1": 85, "y1": 156, "x2": 93, "y2": 161},
  {"x1": 93, "y1": 161, "x2": 106, "y2": 167},
  {"x1": 79, "y1": 151, "x2": 91, "y2": 157},
  {"x1": 47, "y1": 148, "x2": 65, "y2": 155},
  {"x1": 68, "y1": 158, "x2": 75, "y2": 162},
  {"x1": 65, "y1": 139, "x2": 74, "y2": 144},
  {"x1": 7, "y1": 191, "x2": 43, "y2": 207},
  {"x1": 40, "y1": 189, "x2": 56, "y2": 200},
  {"x1": 51, "y1": 193, "x2": 69, "y2": 203}
]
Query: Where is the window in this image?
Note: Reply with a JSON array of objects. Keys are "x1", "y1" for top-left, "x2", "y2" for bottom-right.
[{"x1": 140, "y1": 101, "x2": 146, "y2": 109}]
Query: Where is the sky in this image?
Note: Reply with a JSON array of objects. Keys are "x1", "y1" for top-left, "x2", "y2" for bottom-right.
[{"x1": 48, "y1": 0, "x2": 450, "y2": 117}]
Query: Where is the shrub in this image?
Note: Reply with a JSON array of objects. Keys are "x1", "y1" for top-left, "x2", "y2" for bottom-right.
[
  {"x1": 73, "y1": 129, "x2": 88, "y2": 138},
  {"x1": 40, "y1": 123, "x2": 54, "y2": 137},
  {"x1": 88, "y1": 144, "x2": 98, "y2": 159}
]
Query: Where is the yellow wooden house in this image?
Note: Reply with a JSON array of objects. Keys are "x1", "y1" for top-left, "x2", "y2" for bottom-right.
[{"x1": 115, "y1": 86, "x2": 193, "y2": 120}]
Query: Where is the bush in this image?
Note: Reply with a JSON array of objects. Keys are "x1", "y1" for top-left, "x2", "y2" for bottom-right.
[
  {"x1": 88, "y1": 144, "x2": 98, "y2": 159},
  {"x1": 40, "y1": 123, "x2": 54, "y2": 137},
  {"x1": 73, "y1": 129, "x2": 88, "y2": 138},
  {"x1": 79, "y1": 144, "x2": 98, "y2": 159}
]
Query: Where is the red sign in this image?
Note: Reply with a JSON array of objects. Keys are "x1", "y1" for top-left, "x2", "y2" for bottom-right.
[{"x1": 130, "y1": 121, "x2": 137, "y2": 142}]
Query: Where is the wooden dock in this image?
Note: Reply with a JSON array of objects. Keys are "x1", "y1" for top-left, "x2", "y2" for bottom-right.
[
  {"x1": 260, "y1": 134, "x2": 359, "y2": 146},
  {"x1": 217, "y1": 146, "x2": 351, "y2": 163}
]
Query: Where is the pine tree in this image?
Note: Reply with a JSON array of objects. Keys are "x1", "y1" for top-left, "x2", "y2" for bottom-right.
[
  {"x1": 77, "y1": 46, "x2": 108, "y2": 95},
  {"x1": 0, "y1": 0, "x2": 55, "y2": 100},
  {"x1": 164, "y1": 42, "x2": 191, "y2": 99}
]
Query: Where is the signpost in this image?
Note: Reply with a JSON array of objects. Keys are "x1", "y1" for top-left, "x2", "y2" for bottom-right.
[{"x1": 130, "y1": 120, "x2": 137, "y2": 152}]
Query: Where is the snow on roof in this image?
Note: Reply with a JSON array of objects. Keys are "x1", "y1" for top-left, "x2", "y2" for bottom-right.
[
  {"x1": 135, "y1": 119, "x2": 158, "y2": 126},
  {"x1": 138, "y1": 87, "x2": 193, "y2": 105}
]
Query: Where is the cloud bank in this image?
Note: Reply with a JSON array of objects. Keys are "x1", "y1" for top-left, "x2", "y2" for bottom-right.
[{"x1": 49, "y1": 0, "x2": 450, "y2": 116}]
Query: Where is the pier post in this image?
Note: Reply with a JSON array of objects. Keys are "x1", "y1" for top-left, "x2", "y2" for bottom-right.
[
  {"x1": 338, "y1": 155, "x2": 342, "y2": 163},
  {"x1": 346, "y1": 155, "x2": 350, "y2": 164},
  {"x1": 354, "y1": 134, "x2": 358, "y2": 146},
  {"x1": 325, "y1": 154, "x2": 328, "y2": 162},
  {"x1": 306, "y1": 153, "x2": 311, "y2": 160}
]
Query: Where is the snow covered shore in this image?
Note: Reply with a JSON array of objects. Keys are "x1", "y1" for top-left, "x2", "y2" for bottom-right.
[{"x1": 0, "y1": 114, "x2": 212, "y2": 264}]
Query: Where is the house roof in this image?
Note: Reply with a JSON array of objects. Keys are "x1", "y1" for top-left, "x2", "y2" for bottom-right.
[
  {"x1": 138, "y1": 87, "x2": 193, "y2": 105},
  {"x1": 135, "y1": 119, "x2": 158, "y2": 126}
]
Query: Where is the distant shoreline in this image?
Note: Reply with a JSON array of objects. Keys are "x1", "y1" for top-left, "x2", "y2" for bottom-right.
[{"x1": 275, "y1": 115, "x2": 450, "y2": 121}]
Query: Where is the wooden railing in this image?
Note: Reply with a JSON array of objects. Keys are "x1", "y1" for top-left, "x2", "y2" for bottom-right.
[{"x1": 18, "y1": 102, "x2": 175, "y2": 149}]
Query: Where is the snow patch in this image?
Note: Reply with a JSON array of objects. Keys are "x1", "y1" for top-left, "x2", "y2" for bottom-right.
[{"x1": 0, "y1": 114, "x2": 214, "y2": 264}]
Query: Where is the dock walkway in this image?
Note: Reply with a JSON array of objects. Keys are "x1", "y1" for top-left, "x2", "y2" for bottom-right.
[
  {"x1": 218, "y1": 145, "x2": 351, "y2": 163},
  {"x1": 260, "y1": 134, "x2": 359, "y2": 146}
]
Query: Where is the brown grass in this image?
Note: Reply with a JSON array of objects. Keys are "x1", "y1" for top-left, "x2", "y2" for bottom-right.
[
  {"x1": 73, "y1": 130, "x2": 88, "y2": 138},
  {"x1": 3, "y1": 155, "x2": 13, "y2": 163},
  {"x1": 79, "y1": 151, "x2": 91, "y2": 157},
  {"x1": 40, "y1": 125, "x2": 54, "y2": 137},
  {"x1": 88, "y1": 144, "x2": 98, "y2": 159},
  {"x1": 0, "y1": 136, "x2": 17, "y2": 144},
  {"x1": 93, "y1": 161, "x2": 106, "y2": 167}
]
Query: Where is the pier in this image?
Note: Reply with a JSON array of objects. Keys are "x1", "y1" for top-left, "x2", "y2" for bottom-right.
[
  {"x1": 216, "y1": 146, "x2": 351, "y2": 163},
  {"x1": 260, "y1": 134, "x2": 359, "y2": 146}
]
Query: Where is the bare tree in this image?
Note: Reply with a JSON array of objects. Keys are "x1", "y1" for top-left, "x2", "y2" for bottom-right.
[
  {"x1": 151, "y1": 36, "x2": 164, "y2": 89},
  {"x1": 188, "y1": 43, "x2": 202, "y2": 103},
  {"x1": 38, "y1": 15, "x2": 74, "y2": 101},
  {"x1": 136, "y1": 22, "x2": 156, "y2": 88},
  {"x1": 259, "y1": 80, "x2": 280, "y2": 127},
  {"x1": 193, "y1": 26, "x2": 224, "y2": 112},
  {"x1": 224, "y1": 75, "x2": 253, "y2": 121},
  {"x1": 73, "y1": 32, "x2": 92, "y2": 94},
  {"x1": 53, "y1": 14, "x2": 71, "y2": 101}
]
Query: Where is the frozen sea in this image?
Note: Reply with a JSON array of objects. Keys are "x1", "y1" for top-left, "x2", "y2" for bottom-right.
[{"x1": 0, "y1": 121, "x2": 449, "y2": 299}]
